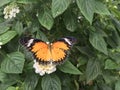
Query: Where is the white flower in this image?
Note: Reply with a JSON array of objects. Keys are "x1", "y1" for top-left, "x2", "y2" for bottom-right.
[
  {"x1": 0, "y1": 42, "x2": 3, "y2": 48},
  {"x1": 3, "y1": 5, "x2": 20, "y2": 19},
  {"x1": 33, "y1": 60, "x2": 56, "y2": 76}
]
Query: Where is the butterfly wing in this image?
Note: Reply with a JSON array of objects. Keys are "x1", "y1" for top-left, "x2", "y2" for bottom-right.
[
  {"x1": 20, "y1": 37, "x2": 51, "y2": 64},
  {"x1": 20, "y1": 36, "x2": 76, "y2": 65},
  {"x1": 51, "y1": 37, "x2": 76, "y2": 64},
  {"x1": 51, "y1": 38, "x2": 73, "y2": 64}
]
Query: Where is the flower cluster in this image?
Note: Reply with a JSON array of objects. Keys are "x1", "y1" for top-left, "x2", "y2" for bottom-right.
[
  {"x1": 33, "y1": 60, "x2": 56, "y2": 76},
  {"x1": 3, "y1": 5, "x2": 20, "y2": 19}
]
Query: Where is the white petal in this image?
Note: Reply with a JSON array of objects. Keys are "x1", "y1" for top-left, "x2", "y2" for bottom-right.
[
  {"x1": 3, "y1": 10, "x2": 6, "y2": 14},
  {"x1": 13, "y1": 13, "x2": 16, "y2": 17},
  {"x1": 39, "y1": 71, "x2": 46, "y2": 76},
  {"x1": 9, "y1": 14, "x2": 13, "y2": 19},
  {"x1": 4, "y1": 15, "x2": 8, "y2": 19},
  {"x1": 12, "y1": 8, "x2": 16, "y2": 13},
  {"x1": 46, "y1": 67, "x2": 56, "y2": 74},
  {"x1": 16, "y1": 9, "x2": 20, "y2": 13}
]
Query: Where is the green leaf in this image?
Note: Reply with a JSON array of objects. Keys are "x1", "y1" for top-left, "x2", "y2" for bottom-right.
[
  {"x1": 0, "y1": 0, "x2": 11, "y2": 7},
  {"x1": 115, "y1": 79, "x2": 120, "y2": 90},
  {"x1": 0, "y1": 22, "x2": 10, "y2": 34},
  {"x1": 38, "y1": 8, "x2": 54, "y2": 30},
  {"x1": 76, "y1": 46, "x2": 95, "y2": 57},
  {"x1": 77, "y1": 56, "x2": 87, "y2": 67},
  {"x1": 0, "y1": 70, "x2": 19, "y2": 90},
  {"x1": 36, "y1": 30, "x2": 49, "y2": 42},
  {"x1": 52, "y1": 0, "x2": 71, "y2": 18},
  {"x1": 106, "y1": 28, "x2": 120, "y2": 48},
  {"x1": 76, "y1": 0, "x2": 95, "y2": 24},
  {"x1": 41, "y1": 74, "x2": 61, "y2": 90},
  {"x1": 98, "y1": 83, "x2": 112, "y2": 90},
  {"x1": 23, "y1": 72, "x2": 39, "y2": 90},
  {"x1": 63, "y1": 10, "x2": 77, "y2": 32},
  {"x1": 94, "y1": 1, "x2": 110, "y2": 15},
  {"x1": 102, "y1": 71, "x2": 117, "y2": 84},
  {"x1": 0, "y1": 31, "x2": 17, "y2": 45},
  {"x1": 35, "y1": 79, "x2": 42, "y2": 90},
  {"x1": 0, "y1": 84, "x2": 12, "y2": 90},
  {"x1": 111, "y1": 17, "x2": 120, "y2": 33},
  {"x1": 1, "y1": 52, "x2": 25, "y2": 73},
  {"x1": 60, "y1": 75, "x2": 75, "y2": 90},
  {"x1": 14, "y1": 21, "x2": 23, "y2": 35},
  {"x1": 17, "y1": 0, "x2": 38, "y2": 4},
  {"x1": 89, "y1": 32, "x2": 108, "y2": 55},
  {"x1": 0, "y1": 69, "x2": 20, "y2": 83},
  {"x1": 58, "y1": 60, "x2": 82, "y2": 75},
  {"x1": 6, "y1": 86, "x2": 16, "y2": 90},
  {"x1": 86, "y1": 58, "x2": 101, "y2": 83},
  {"x1": 109, "y1": 52, "x2": 120, "y2": 64},
  {"x1": 105, "y1": 59, "x2": 120, "y2": 69},
  {"x1": 0, "y1": 69, "x2": 7, "y2": 82},
  {"x1": 0, "y1": 70, "x2": 7, "y2": 82}
]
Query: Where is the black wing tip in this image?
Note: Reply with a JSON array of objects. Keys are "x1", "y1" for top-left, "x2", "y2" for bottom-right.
[
  {"x1": 19, "y1": 36, "x2": 32, "y2": 45},
  {"x1": 65, "y1": 36, "x2": 77, "y2": 44},
  {"x1": 58, "y1": 36, "x2": 77, "y2": 46}
]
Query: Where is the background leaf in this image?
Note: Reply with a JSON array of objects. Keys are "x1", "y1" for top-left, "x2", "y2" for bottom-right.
[
  {"x1": 94, "y1": 1, "x2": 110, "y2": 15},
  {"x1": 38, "y1": 8, "x2": 54, "y2": 30},
  {"x1": 14, "y1": 21, "x2": 23, "y2": 35},
  {"x1": 16, "y1": 0, "x2": 38, "y2": 4},
  {"x1": 58, "y1": 60, "x2": 82, "y2": 75},
  {"x1": 105, "y1": 59, "x2": 120, "y2": 69},
  {"x1": 23, "y1": 72, "x2": 39, "y2": 90},
  {"x1": 6, "y1": 86, "x2": 16, "y2": 90},
  {"x1": 63, "y1": 10, "x2": 77, "y2": 32},
  {"x1": 98, "y1": 83, "x2": 112, "y2": 90},
  {"x1": 76, "y1": 0, "x2": 95, "y2": 23},
  {"x1": 0, "y1": 31, "x2": 17, "y2": 45},
  {"x1": 0, "y1": 70, "x2": 20, "y2": 90},
  {"x1": 0, "y1": 22, "x2": 10, "y2": 34},
  {"x1": 86, "y1": 58, "x2": 101, "y2": 83},
  {"x1": 1, "y1": 52, "x2": 25, "y2": 73},
  {"x1": 52, "y1": 0, "x2": 71, "y2": 18},
  {"x1": 115, "y1": 79, "x2": 120, "y2": 90},
  {"x1": 41, "y1": 74, "x2": 61, "y2": 90},
  {"x1": 89, "y1": 31, "x2": 108, "y2": 55},
  {"x1": 0, "y1": 0, "x2": 11, "y2": 7}
]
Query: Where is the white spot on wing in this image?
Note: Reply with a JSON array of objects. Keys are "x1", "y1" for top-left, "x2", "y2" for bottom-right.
[
  {"x1": 46, "y1": 42, "x2": 49, "y2": 44},
  {"x1": 64, "y1": 38, "x2": 71, "y2": 45},
  {"x1": 27, "y1": 39, "x2": 34, "y2": 47}
]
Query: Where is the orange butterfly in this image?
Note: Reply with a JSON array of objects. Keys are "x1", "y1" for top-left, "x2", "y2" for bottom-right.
[{"x1": 20, "y1": 37, "x2": 76, "y2": 65}]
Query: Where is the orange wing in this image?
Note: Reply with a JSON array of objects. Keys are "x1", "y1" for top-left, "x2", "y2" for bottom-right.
[
  {"x1": 20, "y1": 37, "x2": 76, "y2": 65},
  {"x1": 31, "y1": 42, "x2": 52, "y2": 64},
  {"x1": 20, "y1": 37, "x2": 52, "y2": 64},
  {"x1": 51, "y1": 41, "x2": 70, "y2": 64}
]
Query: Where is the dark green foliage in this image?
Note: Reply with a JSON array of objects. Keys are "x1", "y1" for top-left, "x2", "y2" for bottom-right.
[{"x1": 0, "y1": 0, "x2": 120, "y2": 90}]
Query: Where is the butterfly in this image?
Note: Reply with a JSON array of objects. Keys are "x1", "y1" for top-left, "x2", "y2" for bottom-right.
[{"x1": 20, "y1": 36, "x2": 76, "y2": 65}]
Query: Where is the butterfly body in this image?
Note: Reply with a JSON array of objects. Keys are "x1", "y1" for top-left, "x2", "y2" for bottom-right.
[{"x1": 20, "y1": 37, "x2": 76, "y2": 65}]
